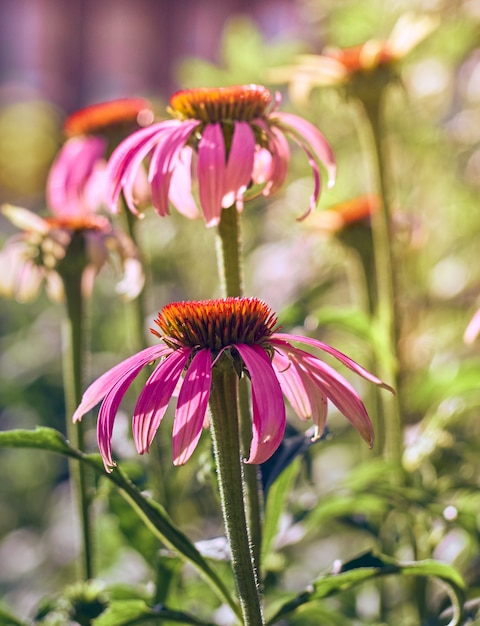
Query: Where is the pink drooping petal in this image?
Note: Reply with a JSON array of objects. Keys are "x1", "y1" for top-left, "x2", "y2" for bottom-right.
[
  {"x1": 97, "y1": 365, "x2": 151, "y2": 471},
  {"x1": 263, "y1": 125, "x2": 290, "y2": 197},
  {"x1": 168, "y1": 146, "x2": 201, "y2": 219},
  {"x1": 106, "y1": 121, "x2": 182, "y2": 213},
  {"x1": 280, "y1": 344, "x2": 374, "y2": 446},
  {"x1": 197, "y1": 123, "x2": 226, "y2": 227},
  {"x1": 73, "y1": 345, "x2": 170, "y2": 423},
  {"x1": 222, "y1": 121, "x2": 256, "y2": 208},
  {"x1": 235, "y1": 344, "x2": 286, "y2": 464},
  {"x1": 272, "y1": 349, "x2": 328, "y2": 437},
  {"x1": 271, "y1": 334, "x2": 394, "y2": 393},
  {"x1": 272, "y1": 111, "x2": 337, "y2": 188},
  {"x1": 133, "y1": 347, "x2": 191, "y2": 455},
  {"x1": 47, "y1": 136, "x2": 107, "y2": 217},
  {"x1": 173, "y1": 349, "x2": 212, "y2": 465},
  {"x1": 149, "y1": 120, "x2": 200, "y2": 217}
]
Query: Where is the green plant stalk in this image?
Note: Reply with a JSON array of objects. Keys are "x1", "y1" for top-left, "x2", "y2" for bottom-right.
[
  {"x1": 59, "y1": 237, "x2": 94, "y2": 580},
  {"x1": 209, "y1": 363, "x2": 264, "y2": 626},
  {"x1": 216, "y1": 204, "x2": 264, "y2": 572},
  {"x1": 360, "y1": 94, "x2": 403, "y2": 470},
  {"x1": 123, "y1": 204, "x2": 148, "y2": 352}
]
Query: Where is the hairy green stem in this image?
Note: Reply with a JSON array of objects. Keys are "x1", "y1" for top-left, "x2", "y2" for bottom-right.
[
  {"x1": 209, "y1": 364, "x2": 264, "y2": 626},
  {"x1": 216, "y1": 204, "x2": 264, "y2": 574},
  {"x1": 216, "y1": 204, "x2": 244, "y2": 297},
  {"x1": 59, "y1": 235, "x2": 94, "y2": 580}
]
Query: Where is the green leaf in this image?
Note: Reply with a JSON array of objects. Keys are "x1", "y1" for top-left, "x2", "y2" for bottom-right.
[
  {"x1": 93, "y1": 599, "x2": 217, "y2": 626},
  {"x1": 266, "y1": 551, "x2": 466, "y2": 626},
  {"x1": 0, "y1": 428, "x2": 239, "y2": 620},
  {"x1": 262, "y1": 458, "x2": 299, "y2": 560}
]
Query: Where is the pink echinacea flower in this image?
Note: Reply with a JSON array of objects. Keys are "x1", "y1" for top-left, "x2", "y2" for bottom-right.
[
  {"x1": 0, "y1": 113, "x2": 150, "y2": 302},
  {"x1": 106, "y1": 84, "x2": 336, "y2": 226},
  {"x1": 73, "y1": 297, "x2": 393, "y2": 471}
]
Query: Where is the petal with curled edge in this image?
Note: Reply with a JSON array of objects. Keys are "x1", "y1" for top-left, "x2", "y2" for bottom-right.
[
  {"x1": 272, "y1": 349, "x2": 328, "y2": 437},
  {"x1": 272, "y1": 112, "x2": 336, "y2": 188},
  {"x1": 107, "y1": 121, "x2": 182, "y2": 213},
  {"x1": 73, "y1": 344, "x2": 170, "y2": 423},
  {"x1": 149, "y1": 120, "x2": 200, "y2": 217},
  {"x1": 133, "y1": 347, "x2": 191, "y2": 455},
  {"x1": 279, "y1": 343, "x2": 374, "y2": 446},
  {"x1": 271, "y1": 334, "x2": 394, "y2": 393},
  {"x1": 173, "y1": 349, "x2": 212, "y2": 465},
  {"x1": 235, "y1": 344, "x2": 286, "y2": 464}
]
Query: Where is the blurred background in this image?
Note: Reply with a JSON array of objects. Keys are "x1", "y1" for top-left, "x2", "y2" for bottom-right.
[{"x1": 1, "y1": 0, "x2": 480, "y2": 623}]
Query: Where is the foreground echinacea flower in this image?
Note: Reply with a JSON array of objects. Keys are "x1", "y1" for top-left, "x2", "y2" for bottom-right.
[
  {"x1": 73, "y1": 297, "x2": 393, "y2": 471},
  {"x1": 0, "y1": 135, "x2": 144, "y2": 302},
  {"x1": 106, "y1": 84, "x2": 336, "y2": 227}
]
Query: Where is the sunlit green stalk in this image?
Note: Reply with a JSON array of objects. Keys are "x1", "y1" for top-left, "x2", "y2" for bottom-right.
[
  {"x1": 59, "y1": 234, "x2": 94, "y2": 580},
  {"x1": 360, "y1": 94, "x2": 403, "y2": 470},
  {"x1": 216, "y1": 204, "x2": 264, "y2": 574},
  {"x1": 209, "y1": 362, "x2": 264, "y2": 626}
]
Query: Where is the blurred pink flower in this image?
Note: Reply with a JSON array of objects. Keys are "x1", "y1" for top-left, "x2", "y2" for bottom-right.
[
  {"x1": 106, "y1": 84, "x2": 336, "y2": 227},
  {"x1": 0, "y1": 135, "x2": 144, "y2": 302},
  {"x1": 269, "y1": 13, "x2": 438, "y2": 102},
  {"x1": 73, "y1": 297, "x2": 393, "y2": 471}
]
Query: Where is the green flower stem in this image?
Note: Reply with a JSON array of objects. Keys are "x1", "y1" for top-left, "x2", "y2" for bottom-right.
[
  {"x1": 216, "y1": 204, "x2": 264, "y2": 574},
  {"x1": 360, "y1": 94, "x2": 403, "y2": 470},
  {"x1": 216, "y1": 204, "x2": 244, "y2": 297},
  {"x1": 59, "y1": 235, "x2": 94, "y2": 580},
  {"x1": 123, "y1": 205, "x2": 148, "y2": 352},
  {"x1": 209, "y1": 363, "x2": 264, "y2": 626},
  {"x1": 238, "y1": 377, "x2": 264, "y2": 571}
]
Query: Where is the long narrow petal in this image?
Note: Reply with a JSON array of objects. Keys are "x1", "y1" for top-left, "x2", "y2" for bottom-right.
[
  {"x1": 222, "y1": 121, "x2": 256, "y2": 208},
  {"x1": 168, "y1": 147, "x2": 201, "y2": 219},
  {"x1": 173, "y1": 349, "x2": 212, "y2": 465},
  {"x1": 133, "y1": 347, "x2": 191, "y2": 454},
  {"x1": 149, "y1": 120, "x2": 200, "y2": 217},
  {"x1": 272, "y1": 349, "x2": 328, "y2": 436},
  {"x1": 197, "y1": 123, "x2": 226, "y2": 227},
  {"x1": 97, "y1": 367, "x2": 149, "y2": 471},
  {"x1": 271, "y1": 334, "x2": 394, "y2": 393},
  {"x1": 263, "y1": 125, "x2": 290, "y2": 197},
  {"x1": 235, "y1": 344, "x2": 286, "y2": 464},
  {"x1": 106, "y1": 121, "x2": 181, "y2": 212},
  {"x1": 279, "y1": 344, "x2": 374, "y2": 445},
  {"x1": 72, "y1": 345, "x2": 170, "y2": 423},
  {"x1": 272, "y1": 112, "x2": 336, "y2": 188}
]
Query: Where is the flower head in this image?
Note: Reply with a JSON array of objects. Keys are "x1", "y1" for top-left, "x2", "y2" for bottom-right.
[
  {"x1": 73, "y1": 297, "x2": 392, "y2": 471},
  {"x1": 0, "y1": 127, "x2": 146, "y2": 302},
  {"x1": 106, "y1": 84, "x2": 336, "y2": 227},
  {"x1": 269, "y1": 13, "x2": 438, "y2": 103}
]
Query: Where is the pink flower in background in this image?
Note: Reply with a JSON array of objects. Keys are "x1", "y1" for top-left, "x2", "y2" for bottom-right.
[
  {"x1": 0, "y1": 134, "x2": 144, "y2": 302},
  {"x1": 73, "y1": 297, "x2": 393, "y2": 471},
  {"x1": 106, "y1": 84, "x2": 336, "y2": 227},
  {"x1": 268, "y1": 13, "x2": 438, "y2": 102}
]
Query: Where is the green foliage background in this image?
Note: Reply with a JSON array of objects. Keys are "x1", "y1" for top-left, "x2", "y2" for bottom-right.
[{"x1": 1, "y1": 0, "x2": 480, "y2": 624}]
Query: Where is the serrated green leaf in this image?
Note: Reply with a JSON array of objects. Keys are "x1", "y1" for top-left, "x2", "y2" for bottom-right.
[
  {"x1": 0, "y1": 428, "x2": 239, "y2": 620},
  {"x1": 266, "y1": 551, "x2": 466, "y2": 626}
]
